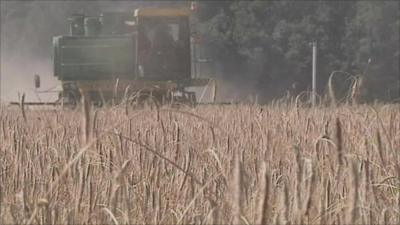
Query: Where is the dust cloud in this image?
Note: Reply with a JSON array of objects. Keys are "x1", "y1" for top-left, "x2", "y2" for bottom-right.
[{"x1": 1, "y1": 56, "x2": 59, "y2": 102}]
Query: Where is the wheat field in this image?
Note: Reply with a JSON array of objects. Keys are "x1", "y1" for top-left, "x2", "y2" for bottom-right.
[{"x1": 0, "y1": 102, "x2": 399, "y2": 224}]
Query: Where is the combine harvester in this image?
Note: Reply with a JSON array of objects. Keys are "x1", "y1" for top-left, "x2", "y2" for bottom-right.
[{"x1": 11, "y1": 6, "x2": 216, "y2": 107}]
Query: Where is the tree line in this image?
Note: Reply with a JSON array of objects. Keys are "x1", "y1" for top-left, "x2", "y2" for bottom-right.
[{"x1": 192, "y1": 1, "x2": 399, "y2": 102}]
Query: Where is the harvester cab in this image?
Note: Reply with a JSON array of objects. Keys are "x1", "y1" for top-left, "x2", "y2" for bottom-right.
[
  {"x1": 135, "y1": 8, "x2": 191, "y2": 81},
  {"x1": 48, "y1": 7, "x2": 212, "y2": 107}
]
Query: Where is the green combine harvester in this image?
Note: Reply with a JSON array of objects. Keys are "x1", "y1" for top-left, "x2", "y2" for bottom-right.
[{"x1": 21, "y1": 7, "x2": 212, "y2": 107}]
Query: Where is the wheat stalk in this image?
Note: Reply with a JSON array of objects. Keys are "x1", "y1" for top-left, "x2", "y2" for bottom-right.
[
  {"x1": 20, "y1": 93, "x2": 27, "y2": 122},
  {"x1": 231, "y1": 152, "x2": 242, "y2": 225},
  {"x1": 256, "y1": 162, "x2": 270, "y2": 224}
]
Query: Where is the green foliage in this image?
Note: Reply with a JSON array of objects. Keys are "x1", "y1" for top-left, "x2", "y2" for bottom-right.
[{"x1": 195, "y1": 1, "x2": 399, "y2": 101}]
